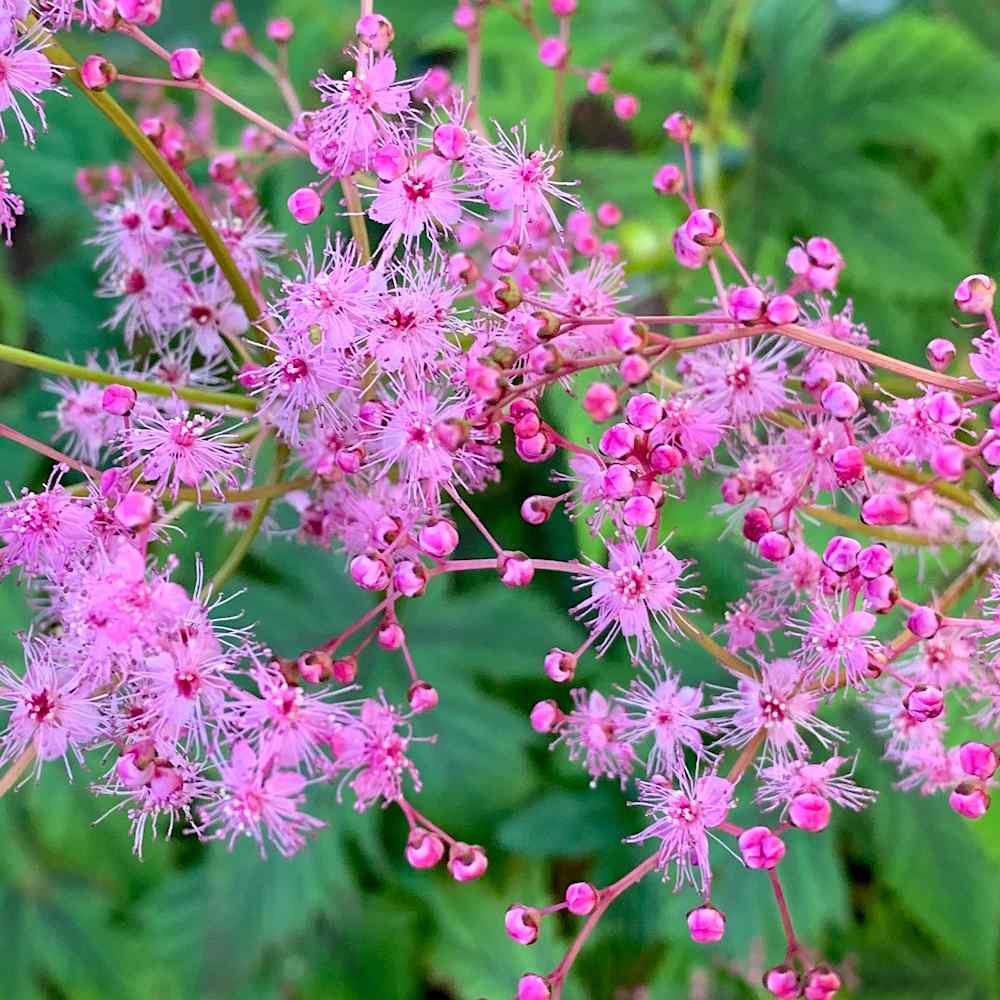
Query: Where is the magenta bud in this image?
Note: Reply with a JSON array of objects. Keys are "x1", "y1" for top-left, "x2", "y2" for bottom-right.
[
  {"x1": 832, "y1": 445, "x2": 865, "y2": 485},
  {"x1": 544, "y1": 648, "x2": 576, "y2": 683},
  {"x1": 377, "y1": 620, "x2": 405, "y2": 650},
  {"x1": 865, "y1": 573, "x2": 899, "y2": 613},
  {"x1": 551, "y1": 0, "x2": 577, "y2": 15},
  {"x1": 662, "y1": 111, "x2": 693, "y2": 143},
  {"x1": 517, "y1": 974, "x2": 551, "y2": 1000},
  {"x1": 960, "y1": 742, "x2": 998, "y2": 780},
  {"x1": 418, "y1": 520, "x2": 459, "y2": 559},
  {"x1": 742, "y1": 506, "x2": 772, "y2": 542},
  {"x1": 432, "y1": 122, "x2": 469, "y2": 161},
  {"x1": 789, "y1": 792, "x2": 831, "y2": 832},
  {"x1": 765, "y1": 294, "x2": 799, "y2": 325},
  {"x1": 405, "y1": 827, "x2": 445, "y2": 869},
  {"x1": 623, "y1": 495, "x2": 657, "y2": 527},
  {"x1": 349, "y1": 554, "x2": 390, "y2": 591},
  {"x1": 115, "y1": 491, "x2": 155, "y2": 530},
  {"x1": 599, "y1": 423, "x2": 637, "y2": 460},
  {"x1": 950, "y1": 782, "x2": 991, "y2": 820},
  {"x1": 803, "y1": 966, "x2": 842, "y2": 1000},
  {"x1": 720, "y1": 476, "x2": 746, "y2": 504},
  {"x1": 738, "y1": 826, "x2": 786, "y2": 869},
  {"x1": 448, "y1": 842, "x2": 488, "y2": 881},
  {"x1": 861, "y1": 493, "x2": 909, "y2": 526},
  {"x1": 601, "y1": 464, "x2": 634, "y2": 501},
  {"x1": 803, "y1": 360, "x2": 837, "y2": 393},
  {"x1": 625, "y1": 392, "x2": 663, "y2": 430},
  {"x1": 903, "y1": 683, "x2": 944, "y2": 722},
  {"x1": 926, "y1": 337, "x2": 956, "y2": 371},
  {"x1": 821, "y1": 381, "x2": 860, "y2": 420},
  {"x1": 115, "y1": 742, "x2": 155, "y2": 787},
  {"x1": 650, "y1": 444, "x2": 683, "y2": 475},
  {"x1": 222, "y1": 23, "x2": 250, "y2": 51},
  {"x1": 653, "y1": 163, "x2": 684, "y2": 196},
  {"x1": 822, "y1": 535, "x2": 861, "y2": 573},
  {"x1": 499, "y1": 552, "x2": 534, "y2": 588},
  {"x1": 759, "y1": 530, "x2": 792, "y2": 562},
  {"x1": 596, "y1": 201, "x2": 621, "y2": 227},
  {"x1": 686, "y1": 905, "x2": 725, "y2": 943},
  {"x1": 211, "y1": 1, "x2": 236, "y2": 25},
  {"x1": 521, "y1": 495, "x2": 557, "y2": 525},
  {"x1": 266, "y1": 17, "x2": 294, "y2": 42},
  {"x1": 516, "y1": 431, "x2": 555, "y2": 463},
  {"x1": 169, "y1": 47, "x2": 203, "y2": 80},
  {"x1": 763, "y1": 966, "x2": 801, "y2": 999},
  {"x1": 530, "y1": 699, "x2": 561, "y2": 733},
  {"x1": 954, "y1": 273, "x2": 996, "y2": 315},
  {"x1": 583, "y1": 382, "x2": 619, "y2": 422},
  {"x1": 408, "y1": 681, "x2": 438, "y2": 714},
  {"x1": 683, "y1": 208, "x2": 724, "y2": 247},
  {"x1": 613, "y1": 93, "x2": 640, "y2": 120},
  {"x1": 117, "y1": 0, "x2": 161, "y2": 24},
  {"x1": 906, "y1": 606, "x2": 941, "y2": 640},
  {"x1": 81, "y1": 53, "x2": 117, "y2": 90},
  {"x1": 392, "y1": 560, "x2": 427, "y2": 598},
  {"x1": 287, "y1": 187, "x2": 323, "y2": 224},
  {"x1": 537, "y1": 36, "x2": 569, "y2": 68},
  {"x1": 619, "y1": 354, "x2": 651, "y2": 385},
  {"x1": 504, "y1": 905, "x2": 540, "y2": 945},
  {"x1": 565, "y1": 881, "x2": 598, "y2": 915},
  {"x1": 355, "y1": 12, "x2": 394, "y2": 51},
  {"x1": 372, "y1": 143, "x2": 408, "y2": 181},
  {"x1": 931, "y1": 444, "x2": 965, "y2": 482},
  {"x1": 729, "y1": 285, "x2": 766, "y2": 323},
  {"x1": 587, "y1": 70, "x2": 609, "y2": 95},
  {"x1": 857, "y1": 543, "x2": 893, "y2": 579},
  {"x1": 491, "y1": 242, "x2": 521, "y2": 274},
  {"x1": 101, "y1": 383, "x2": 137, "y2": 416},
  {"x1": 331, "y1": 656, "x2": 357, "y2": 684}
]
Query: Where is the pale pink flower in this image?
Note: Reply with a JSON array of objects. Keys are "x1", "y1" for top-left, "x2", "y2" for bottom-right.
[
  {"x1": 368, "y1": 153, "x2": 465, "y2": 245},
  {"x1": 790, "y1": 601, "x2": 880, "y2": 691},
  {"x1": 557, "y1": 688, "x2": 635, "y2": 786},
  {"x1": 0, "y1": 32, "x2": 63, "y2": 145}
]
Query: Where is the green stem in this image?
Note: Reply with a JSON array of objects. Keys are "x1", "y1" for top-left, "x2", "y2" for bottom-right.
[
  {"x1": 43, "y1": 38, "x2": 265, "y2": 336},
  {"x1": 675, "y1": 612, "x2": 755, "y2": 679},
  {"x1": 209, "y1": 445, "x2": 289, "y2": 593},
  {"x1": 0, "y1": 342, "x2": 256, "y2": 412},
  {"x1": 178, "y1": 472, "x2": 310, "y2": 505}
]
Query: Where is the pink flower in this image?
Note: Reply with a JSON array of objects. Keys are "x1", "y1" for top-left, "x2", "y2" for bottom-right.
[
  {"x1": 557, "y1": 688, "x2": 635, "y2": 786},
  {"x1": 0, "y1": 32, "x2": 63, "y2": 146},
  {"x1": 368, "y1": 153, "x2": 466, "y2": 245},
  {"x1": 0, "y1": 159, "x2": 23, "y2": 243},
  {"x1": 616, "y1": 666, "x2": 712, "y2": 777},
  {"x1": 573, "y1": 537, "x2": 697, "y2": 663},
  {"x1": 790, "y1": 603, "x2": 880, "y2": 691},
  {"x1": 786, "y1": 237, "x2": 844, "y2": 293},
  {"x1": 121, "y1": 406, "x2": 245, "y2": 501},
  {"x1": 756, "y1": 755, "x2": 876, "y2": 818},
  {"x1": 626, "y1": 770, "x2": 734, "y2": 892},
  {"x1": 0, "y1": 635, "x2": 103, "y2": 773},
  {"x1": 199, "y1": 741, "x2": 324, "y2": 857}
]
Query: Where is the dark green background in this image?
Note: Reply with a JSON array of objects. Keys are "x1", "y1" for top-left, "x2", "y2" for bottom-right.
[{"x1": 1, "y1": 1, "x2": 1000, "y2": 996}]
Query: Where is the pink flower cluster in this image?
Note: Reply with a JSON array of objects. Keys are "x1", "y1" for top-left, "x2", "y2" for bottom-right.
[{"x1": 2, "y1": 3, "x2": 1000, "y2": 998}]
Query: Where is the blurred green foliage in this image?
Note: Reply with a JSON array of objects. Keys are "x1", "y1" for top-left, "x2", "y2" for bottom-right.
[{"x1": 2, "y1": 0, "x2": 1000, "y2": 997}]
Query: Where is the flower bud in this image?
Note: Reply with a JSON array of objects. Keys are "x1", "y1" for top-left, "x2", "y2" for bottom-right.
[
  {"x1": 565, "y1": 881, "x2": 598, "y2": 915},
  {"x1": 405, "y1": 827, "x2": 445, "y2": 869},
  {"x1": 499, "y1": 552, "x2": 535, "y2": 587},
  {"x1": 860, "y1": 493, "x2": 909, "y2": 526},
  {"x1": 623, "y1": 495, "x2": 657, "y2": 527},
  {"x1": 803, "y1": 966, "x2": 841, "y2": 1000},
  {"x1": 960, "y1": 742, "x2": 998, "y2": 780},
  {"x1": 551, "y1": 0, "x2": 577, "y2": 13},
  {"x1": 377, "y1": 620, "x2": 404, "y2": 650},
  {"x1": 117, "y1": 0, "x2": 161, "y2": 25},
  {"x1": 521, "y1": 495, "x2": 558, "y2": 525},
  {"x1": 491, "y1": 243, "x2": 521, "y2": 274},
  {"x1": 789, "y1": 792, "x2": 831, "y2": 832},
  {"x1": 287, "y1": 187, "x2": 323, "y2": 224},
  {"x1": 857, "y1": 543, "x2": 893, "y2": 579},
  {"x1": 516, "y1": 431, "x2": 555, "y2": 463},
  {"x1": 954, "y1": 273, "x2": 996, "y2": 315},
  {"x1": 625, "y1": 392, "x2": 663, "y2": 430},
  {"x1": 297, "y1": 650, "x2": 331, "y2": 684},
  {"x1": 355, "y1": 12, "x2": 394, "y2": 52},
  {"x1": 613, "y1": 94, "x2": 640, "y2": 120},
  {"x1": 926, "y1": 337, "x2": 956, "y2": 371},
  {"x1": 583, "y1": 382, "x2": 618, "y2": 422},
  {"x1": 903, "y1": 683, "x2": 944, "y2": 722},
  {"x1": 222, "y1": 23, "x2": 251, "y2": 51},
  {"x1": 650, "y1": 444, "x2": 683, "y2": 475},
  {"x1": 823, "y1": 535, "x2": 861, "y2": 574},
  {"x1": 81, "y1": 54, "x2": 117, "y2": 91},
  {"x1": 115, "y1": 742, "x2": 156, "y2": 787},
  {"x1": 765, "y1": 294, "x2": 799, "y2": 325},
  {"x1": 544, "y1": 648, "x2": 576, "y2": 683},
  {"x1": 864, "y1": 573, "x2": 898, "y2": 612},
  {"x1": 586, "y1": 70, "x2": 609, "y2": 94},
  {"x1": 538, "y1": 37, "x2": 569, "y2": 69},
  {"x1": 738, "y1": 826, "x2": 786, "y2": 869},
  {"x1": 331, "y1": 656, "x2": 357, "y2": 684},
  {"x1": 349, "y1": 554, "x2": 390, "y2": 591},
  {"x1": 266, "y1": 17, "x2": 295, "y2": 43},
  {"x1": 720, "y1": 476, "x2": 746, "y2": 504},
  {"x1": 169, "y1": 47, "x2": 203, "y2": 80},
  {"x1": 101, "y1": 383, "x2": 137, "y2": 416},
  {"x1": 684, "y1": 208, "x2": 724, "y2": 247},
  {"x1": 432, "y1": 122, "x2": 469, "y2": 161},
  {"x1": 763, "y1": 966, "x2": 801, "y2": 999},
  {"x1": 596, "y1": 202, "x2": 621, "y2": 228},
  {"x1": 950, "y1": 782, "x2": 990, "y2": 819},
  {"x1": 448, "y1": 842, "x2": 488, "y2": 881},
  {"x1": 408, "y1": 681, "x2": 439, "y2": 714},
  {"x1": 418, "y1": 520, "x2": 459, "y2": 559},
  {"x1": 662, "y1": 111, "x2": 693, "y2": 143},
  {"x1": 517, "y1": 974, "x2": 550, "y2": 1000},
  {"x1": 211, "y1": 1, "x2": 236, "y2": 25},
  {"x1": 730, "y1": 285, "x2": 766, "y2": 323},
  {"x1": 759, "y1": 530, "x2": 792, "y2": 562},
  {"x1": 821, "y1": 381, "x2": 860, "y2": 420},
  {"x1": 787, "y1": 237, "x2": 844, "y2": 292},
  {"x1": 372, "y1": 142, "x2": 408, "y2": 181},
  {"x1": 686, "y1": 905, "x2": 725, "y2": 943},
  {"x1": 742, "y1": 507, "x2": 771, "y2": 542},
  {"x1": 393, "y1": 560, "x2": 427, "y2": 598},
  {"x1": 599, "y1": 423, "x2": 637, "y2": 460},
  {"x1": 906, "y1": 606, "x2": 941, "y2": 640},
  {"x1": 530, "y1": 700, "x2": 560, "y2": 733},
  {"x1": 115, "y1": 491, "x2": 155, "y2": 530},
  {"x1": 505, "y1": 905, "x2": 540, "y2": 945},
  {"x1": 803, "y1": 360, "x2": 837, "y2": 393},
  {"x1": 653, "y1": 163, "x2": 684, "y2": 195},
  {"x1": 619, "y1": 354, "x2": 650, "y2": 385},
  {"x1": 492, "y1": 276, "x2": 522, "y2": 313},
  {"x1": 931, "y1": 443, "x2": 965, "y2": 482}
]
